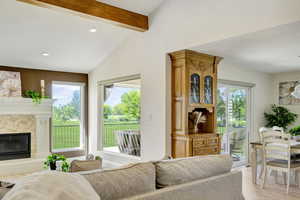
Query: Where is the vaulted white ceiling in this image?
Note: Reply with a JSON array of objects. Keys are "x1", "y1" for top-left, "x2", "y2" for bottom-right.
[
  {"x1": 192, "y1": 21, "x2": 300, "y2": 74},
  {"x1": 97, "y1": 0, "x2": 165, "y2": 15},
  {"x1": 0, "y1": 0, "x2": 164, "y2": 73}
]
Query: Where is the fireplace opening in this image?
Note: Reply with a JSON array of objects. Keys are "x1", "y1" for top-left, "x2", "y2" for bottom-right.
[{"x1": 0, "y1": 133, "x2": 31, "y2": 161}]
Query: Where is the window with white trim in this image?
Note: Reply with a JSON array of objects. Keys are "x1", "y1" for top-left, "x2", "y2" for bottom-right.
[
  {"x1": 51, "y1": 82, "x2": 86, "y2": 152},
  {"x1": 99, "y1": 77, "x2": 141, "y2": 157}
]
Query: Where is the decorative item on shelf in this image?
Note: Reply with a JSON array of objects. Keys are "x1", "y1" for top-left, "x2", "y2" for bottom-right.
[
  {"x1": 44, "y1": 153, "x2": 70, "y2": 172},
  {"x1": 24, "y1": 90, "x2": 49, "y2": 104},
  {"x1": 264, "y1": 104, "x2": 298, "y2": 131},
  {"x1": 190, "y1": 111, "x2": 207, "y2": 133},
  {"x1": 40, "y1": 79, "x2": 45, "y2": 97}
]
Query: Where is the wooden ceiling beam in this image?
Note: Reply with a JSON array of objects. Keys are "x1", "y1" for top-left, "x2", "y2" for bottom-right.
[{"x1": 17, "y1": 0, "x2": 149, "y2": 32}]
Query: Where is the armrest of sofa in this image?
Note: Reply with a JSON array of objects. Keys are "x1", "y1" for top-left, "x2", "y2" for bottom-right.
[{"x1": 125, "y1": 170, "x2": 244, "y2": 200}]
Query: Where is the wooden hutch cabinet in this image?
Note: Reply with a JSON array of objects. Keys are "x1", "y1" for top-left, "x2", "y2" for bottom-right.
[{"x1": 169, "y1": 50, "x2": 223, "y2": 158}]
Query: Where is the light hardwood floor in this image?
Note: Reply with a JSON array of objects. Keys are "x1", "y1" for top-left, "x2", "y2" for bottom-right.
[{"x1": 242, "y1": 167, "x2": 300, "y2": 200}]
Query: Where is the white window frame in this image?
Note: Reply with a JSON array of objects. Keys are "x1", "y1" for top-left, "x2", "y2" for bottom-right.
[
  {"x1": 97, "y1": 74, "x2": 141, "y2": 158},
  {"x1": 51, "y1": 81, "x2": 86, "y2": 153},
  {"x1": 218, "y1": 79, "x2": 254, "y2": 167}
]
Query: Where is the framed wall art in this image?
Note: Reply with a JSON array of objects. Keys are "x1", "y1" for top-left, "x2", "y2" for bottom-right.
[{"x1": 0, "y1": 71, "x2": 22, "y2": 97}]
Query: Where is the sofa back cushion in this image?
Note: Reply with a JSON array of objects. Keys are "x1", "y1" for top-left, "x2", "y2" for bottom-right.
[
  {"x1": 154, "y1": 155, "x2": 232, "y2": 188},
  {"x1": 81, "y1": 162, "x2": 156, "y2": 200},
  {"x1": 2, "y1": 171, "x2": 100, "y2": 200},
  {"x1": 124, "y1": 171, "x2": 243, "y2": 200}
]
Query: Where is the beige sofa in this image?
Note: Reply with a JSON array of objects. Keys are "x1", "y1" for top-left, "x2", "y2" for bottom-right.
[
  {"x1": 81, "y1": 154, "x2": 245, "y2": 200},
  {"x1": 1, "y1": 155, "x2": 244, "y2": 200}
]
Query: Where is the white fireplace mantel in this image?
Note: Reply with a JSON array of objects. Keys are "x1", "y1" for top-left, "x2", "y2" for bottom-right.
[
  {"x1": 0, "y1": 97, "x2": 54, "y2": 176},
  {"x1": 0, "y1": 97, "x2": 53, "y2": 159},
  {"x1": 0, "y1": 97, "x2": 53, "y2": 116}
]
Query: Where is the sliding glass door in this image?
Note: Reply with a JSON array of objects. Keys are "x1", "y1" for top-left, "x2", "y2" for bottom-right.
[
  {"x1": 217, "y1": 83, "x2": 251, "y2": 166},
  {"x1": 99, "y1": 77, "x2": 141, "y2": 157}
]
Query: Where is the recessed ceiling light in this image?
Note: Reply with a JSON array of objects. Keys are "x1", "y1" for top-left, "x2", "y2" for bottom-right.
[
  {"x1": 89, "y1": 28, "x2": 97, "y2": 33},
  {"x1": 41, "y1": 52, "x2": 50, "y2": 57}
]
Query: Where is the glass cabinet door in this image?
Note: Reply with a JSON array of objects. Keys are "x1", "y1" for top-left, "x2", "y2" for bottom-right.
[
  {"x1": 190, "y1": 73, "x2": 200, "y2": 104},
  {"x1": 204, "y1": 76, "x2": 213, "y2": 104}
]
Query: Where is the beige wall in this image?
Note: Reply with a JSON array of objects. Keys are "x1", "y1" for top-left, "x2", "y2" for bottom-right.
[
  {"x1": 272, "y1": 72, "x2": 300, "y2": 130},
  {"x1": 88, "y1": 0, "x2": 300, "y2": 161}
]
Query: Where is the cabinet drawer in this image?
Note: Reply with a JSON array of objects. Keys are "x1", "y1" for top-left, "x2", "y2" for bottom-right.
[
  {"x1": 207, "y1": 137, "x2": 219, "y2": 145},
  {"x1": 193, "y1": 138, "x2": 206, "y2": 147},
  {"x1": 193, "y1": 146, "x2": 219, "y2": 156}
]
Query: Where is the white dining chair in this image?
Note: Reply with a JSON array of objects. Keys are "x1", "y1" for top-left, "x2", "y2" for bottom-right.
[
  {"x1": 261, "y1": 131, "x2": 300, "y2": 193},
  {"x1": 258, "y1": 126, "x2": 285, "y2": 178},
  {"x1": 259, "y1": 126, "x2": 284, "y2": 141}
]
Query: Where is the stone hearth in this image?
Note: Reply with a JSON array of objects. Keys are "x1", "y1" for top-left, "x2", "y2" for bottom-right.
[{"x1": 0, "y1": 115, "x2": 36, "y2": 156}]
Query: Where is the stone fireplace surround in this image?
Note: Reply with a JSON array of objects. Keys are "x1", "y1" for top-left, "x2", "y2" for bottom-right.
[{"x1": 0, "y1": 97, "x2": 52, "y2": 176}]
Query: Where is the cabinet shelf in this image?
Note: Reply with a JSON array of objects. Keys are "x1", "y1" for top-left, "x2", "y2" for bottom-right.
[
  {"x1": 189, "y1": 104, "x2": 214, "y2": 107},
  {"x1": 188, "y1": 104, "x2": 214, "y2": 112}
]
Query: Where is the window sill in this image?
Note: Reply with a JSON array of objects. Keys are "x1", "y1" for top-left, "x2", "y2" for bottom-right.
[
  {"x1": 100, "y1": 150, "x2": 141, "y2": 165},
  {"x1": 52, "y1": 148, "x2": 85, "y2": 158}
]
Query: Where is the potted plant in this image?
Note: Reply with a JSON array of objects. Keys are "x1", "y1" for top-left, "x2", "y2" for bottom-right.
[
  {"x1": 264, "y1": 104, "x2": 297, "y2": 131},
  {"x1": 24, "y1": 90, "x2": 48, "y2": 104},
  {"x1": 44, "y1": 154, "x2": 69, "y2": 172},
  {"x1": 60, "y1": 160, "x2": 70, "y2": 172},
  {"x1": 289, "y1": 126, "x2": 300, "y2": 140}
]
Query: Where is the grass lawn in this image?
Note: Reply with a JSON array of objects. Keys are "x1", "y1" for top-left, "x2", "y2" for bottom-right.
[{"x1": 52, "y1": 121, "x2": 139, "y2": 150}]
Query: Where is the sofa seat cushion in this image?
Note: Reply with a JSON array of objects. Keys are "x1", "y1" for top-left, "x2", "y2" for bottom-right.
[
  {"x1": 81, "y1": 162, "x2": 156, "y2": 200},
  {"x1": 154, "y1": 155, "x2": 232, "y2": 188}
]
